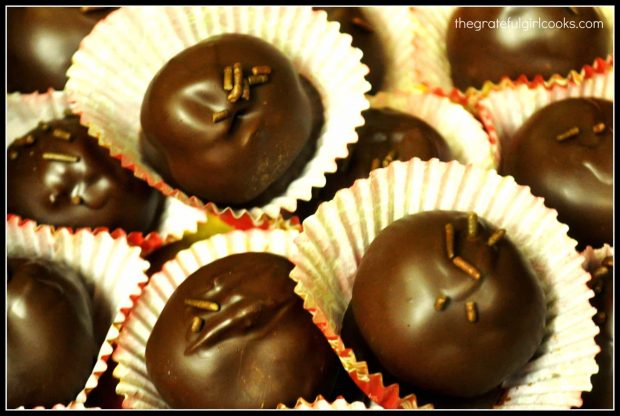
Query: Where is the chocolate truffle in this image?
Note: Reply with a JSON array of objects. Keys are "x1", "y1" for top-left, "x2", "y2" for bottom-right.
[
  {"x1": 581, "y1": 255, "x2": 613, "y2": 409},
  {"x1": 7, "y1": 7, "x2": 115, "y2": 93},
  {"x1": 140, "y1": 33, "x2": 324, "y2": 207},
  {"x1": 446, "y1": 7, "x2": 611, "y2": 90},
  {"x1": 7, "y1": 257, "x2": 98, "y2": 408},
  {"x1": 296, "y1": 107, "x2": 452, "y2": 219},
  {"x1": 349, "y1": 211, "x2": 546, "y2": 399},
  {"x1": 500, "y1": 98, "x2": 612, "y2": 248},
  {"x1": 145, "y1": 252, "x2": 340, "y2": 409},
  {"x1": 314, "y1": 7, "x2": 387, "y2": 94},
  {"x1": 7, "y1": 115, "x2": 164, "y2": 232}
]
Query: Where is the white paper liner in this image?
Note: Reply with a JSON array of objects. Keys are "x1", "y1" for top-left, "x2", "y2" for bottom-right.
[
  {"x1": 370, "y1": 90, "x2": 497, "y2": 169},
  {"x1": 276, "y1": 395, "x2": 372, "y2": 410},
  {"x1": 113, "y1": 228, "x2": 303, "y2": 409},
  {"x1": 351, "y1": 7, "x2": 417, "y2": 93},
  {"x1": 6, "y1": 216, "x2": 149, "y2": 408},
  {"x1": 290, "y1": 158, "x2": 599, "y2": 409},
  {"x1": 476, "y1": 63, "x2": 614, "y2": 165},
  {"x1": 410, "y1": 6, "x2": 614, "y2": 94},
  {"x1": 66, "y1": 6, "x2": 370, "y2": 222},
  {"x1": 6, "y1": 90, "x2": 207, "y2": 247}
]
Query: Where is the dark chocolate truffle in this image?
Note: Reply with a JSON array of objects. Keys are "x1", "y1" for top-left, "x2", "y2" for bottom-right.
[
  {"x1": 7, "y1": 257, "x2": 98, "y2": 408},
  {"x1": 7, "y1": 115, "x2": 165, "y2": 232},
  {"x1": 145, "y1": 252, "x2": 340, "y2": 409},
  {"x1": 314, "y1": 7, "x2": 387, "y2": 94},
  {"x1": 581, "y1": 255, "x2": 613, "y2": 409},
  {"x1": 140, "y1": 33, "x2": 324, "y2": 207},
  {"x1": 7, "y1": 7, "x2": 115, "y2": 93},
  {"x1": 500, "y1": 98, "x2": 612, "y2": 248},
  {"x1": 446, "y1": 7, "x2": 611, "y2": 90},
  {"x1": 296, "y1": 107, "x2": 452, "y2": 219},
  {"x1": 349, "y1": 211, "x2": 546, "y2": 399}
]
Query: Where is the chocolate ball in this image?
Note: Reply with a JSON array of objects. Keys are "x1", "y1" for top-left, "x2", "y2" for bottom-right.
[
  {"x1": 446, "y1": 7, "x2": 611, "y2": 90},
  {"x1": 314, "y1": 7, "x2": 386, "y2": 94},
  {"x1": 350, "y1": 211, "x2": 546, "y2": 399},
  {"x1": 581, "y1": 255, "x2": 613, "y2": 409},
  {"x1": 7, "y1": 7, "x2": 115, "y2": 93},
  {"x1": 140, "y1": 33, "x2": 324, "y2": 207},
  {"x1": 296, "y1": 107, "x2": 452, "y2": 219},
  {"x1": 7, "y1": 115, "x2": 165, "y2": 232},
  {"x1": 145, "y1": 252, "x2": 340, "y2": 409},
  {"x1": 7, "y1": 257, "x2": 98, "y2": 408},
  {"x1": 500, "y1": 98, "x2": 612, "y2": 248}
]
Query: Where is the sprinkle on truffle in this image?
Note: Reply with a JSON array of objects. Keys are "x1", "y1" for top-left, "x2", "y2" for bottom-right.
[
  {"x1": 184, "y1": 298, "x2": 220, "y2": 312},
  {"x1": 556, "y1": 126, "x2": 580, "y2": 141},
  {"x1": 42, "y1": 152, "x2": 80, "y2": 163},
  {"x1": 452, "y1": 256, "x2": 481, "y2": 281}
]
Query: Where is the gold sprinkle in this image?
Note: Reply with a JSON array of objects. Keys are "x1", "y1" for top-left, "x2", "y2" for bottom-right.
[
  {"x1": 434, "y1": 295, "x2": 449, "y2": 311},
  {"x1": 601, "y1": 256, "x2": 613, "y2": 268},
  {"x1": 592, "y1": 266, "x2": 609, "y2": 279},
  {"x1": 592, "y1": 123, "x2": 606, "y2": 134},
  {"x1": 252, "y1": 66, "x2": 272, "y2": 76},
  {"x1": 223, "y1": 66, "x2": 233, "y2": 91},
  {"x1": 467, "y1": 212, "x2": 478, "y2": 240},
  {"x1": 9, "y1": 150, "x2": 18, "y2": 160},
  {"x1": 52, "y1": 128, "x2": 72, "y2": 141},
  {"x1": 212, "y1": 109, "x2": 231, "y2": 123},
  {"x1": 242, "y1": 78, "x2": 250, "y2": 101},
  {"x1": 184, "y1": 298, "x2": 220, "y2": 312},
  {"x1": 71, "y1": 195, "x2": 82, "y2": 205},
  {"x1": 370, "y1": 158, "x2": 381, "y2": 171},
  {"x1": 248, "y1": 74, "x2": 269, "y2": 86},
  {"x1": 42, "y1": 152, "x2": 79, "y2": 163},
  {"x1": 351, "y1": 16, "x2": 374, "y2": 32},
  {"x1": 487, "y1": 229, "x2": 506, "y2": 247},
  {"x1": 382, "y1": 150, "x2": 397, "y2": 168},
  {"x1": 444, "y1": 223, "x2": 455, "y2": 259},
  {"x1": 24, "y1": 134, "x2": 36, "y2": 145},
  {"x1": 38, "y1": 122, "x2": 51, "y2": 131},
  {"x1": 556, "y1": 127, "x2": 580, "y2": 141},
  {"x1": 227, "y1": 63, "x2": 243, "y2": 103},
  {"x1": 466, "y1": 301, "x2": 478, "y2": 323},
  {"x1": 452, "y1": 256, "x2": 481, "y2": 280},
  {"x1": 190, "y1": 316, "x2": 204, "y2": 333}
]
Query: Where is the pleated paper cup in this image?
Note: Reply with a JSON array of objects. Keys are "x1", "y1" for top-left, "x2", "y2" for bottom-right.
[
  {"x1": 370, "y1": 90, "x2": 498, "y2": 169},
  {"x1": 476, "y1": 60, "x2": 614, "y2": 167},
  {"x1": 66, "y1": 6, "x2": 370, "y2": 223},
  {"x1": 276, "y1": 395, "x2": 374, "y2": 410},
  {"x1": 410, "y1": 6, "x2": 614, "y2": 99},
  {"x1": 6, "y1": 216, "x2": 149, "y2": 408},
  {"x1": 113, "y1": 228, "x2": 303, "y2": 409},
  {"x1": 6, "y1": 90, "x2": 207, "y2": 254},
  {"x1": 290, "y1": 158, "x2": 599, "y2": 409}
]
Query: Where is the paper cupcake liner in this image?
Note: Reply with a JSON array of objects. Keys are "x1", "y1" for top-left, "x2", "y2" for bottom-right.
[
  {"x1": 410, "y1": 6, "x2": 614, "y2": 100},
  {"x1": 476, "y1": 61, "x2": 614, "y2": 167},
  {"x1": 276, "y1": 395, "x2": 373, "y2": 410},
  {"x1": 290, "y1": 158, "x2": 599, "y2": 409},
  {"x1": 6, "y1": 90, "x2": 208, "y2": 254},
  {"x1": 113, "y1": 228, "x2": 302, "y2": 409},
  {"x1": 66, "y1": 6, "x2": 370, "y2": 222},
  {"x1": 370, "y1": 90, "x2": 498, "y2": 169},
  {"x1": 6, "y1": 216, "x2": 149, "y2": 408},
  {"x1": 346, "y1": 7, "x2": 417, "y2": 93}
]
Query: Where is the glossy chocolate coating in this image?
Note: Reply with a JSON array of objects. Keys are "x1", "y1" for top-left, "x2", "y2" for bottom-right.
[
  {"x1": 500, "y1": 98, "x2": 612, "y2": 248},
  {"x1": 446, "y1": 7, "x2": 612, "y2": 90},
  {"x1": 140, "y1": 33, "x2": 323, "y2": 207},
  {"x1": 581, "y1": 256, "x2": 613, "y2": 409},
  {"x1": 145, "y1": 252, "x2": 340, "y2": 409},
  {"x1": 314, "y1": 7, "x2": 386, "y2": 94},
  {"x1": 7, "y1": 7, "x2": 114, "y2": 93},
  {"x1": 7, "y1": 257, "x2": 97, "y2": 408},
  {"x1": 295, "y1": 107, "x2": 451, "y2": 219},
  {"x1": 351, "y1": 211, "x2": 546, "y2": 398},
  {"x1": 7, "y1": 115, "x2": 164, "y2": 232}
]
